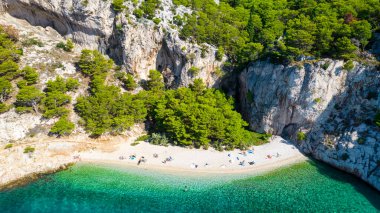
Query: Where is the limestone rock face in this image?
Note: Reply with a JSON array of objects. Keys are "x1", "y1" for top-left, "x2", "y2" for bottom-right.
[
  {"x1": 4, "y1": 0, "x2": 115, "y2": 50},
  {"x1": 158, "y1": 32, "x2": 223, "y2": 88},
  {"x1": 4, "y1": 0, "x2": 224, "y2": 88},
  {"x1": 118, "y1": 23, "x2": 222, "y2": 88},
  {"x1": 112, "y1": 0, "x2": 224, "y2": 88},
  {"x1": 239, "y1": 60, "x2": 348, "y2": 136},
  {"x1": 0, "y1": 110, "x2": 43, "y2": 143},
  {"x1": 240, "y1": 59, "x2": 380, "y2": 190}
]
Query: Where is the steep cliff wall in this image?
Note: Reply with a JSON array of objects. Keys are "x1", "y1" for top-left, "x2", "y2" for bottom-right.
[
  {"x1": 239, "y1": 60, "x2": 348, "y2": 136},
  {"x1": 4, "y1": 0, "x2": 114, "y2": 50},
  {"x1": 3, "y1": 0, "x2": 224, "y2": 88},
  {"x1": 111, "y1": 0, "x2": 224, "y2": 88},
  {"x1": 115, "y1": 18, "x2": 223, "y2": 88},
  {"x1": 240, "y1": 59, "x2": 380, "y2": 190}
]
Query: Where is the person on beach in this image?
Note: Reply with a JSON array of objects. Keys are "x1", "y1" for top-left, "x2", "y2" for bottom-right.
[{"x1": 137, "y1": 156, "x2": 146, "y2": 165}]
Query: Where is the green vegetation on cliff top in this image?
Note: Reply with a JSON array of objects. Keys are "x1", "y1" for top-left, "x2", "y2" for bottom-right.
[
  {"x1": 75, "y1": 50, "x2": 269, "y2": 150},
  {"x1": 176, "y1": 0, "x2": 379, "y2": 64}
]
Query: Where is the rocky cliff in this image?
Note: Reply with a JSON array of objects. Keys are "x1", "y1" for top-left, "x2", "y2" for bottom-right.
[
  {"x1": 5, "y1": 0, "x2": 114, "y2": 49},
  {"x1": 0, "y1": 0, "x2": 224, "y2": 142},
  {"x1": 3, "y1": 0, "x2": 224, "y2": 88},
  {"x1": 239, "y1": 59, "x2": 380, "y2": 190}
]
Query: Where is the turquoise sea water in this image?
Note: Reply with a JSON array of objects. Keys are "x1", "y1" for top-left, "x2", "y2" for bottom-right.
[{"x1": 0, "y1": 160, "x2": 379, "y2": 212}]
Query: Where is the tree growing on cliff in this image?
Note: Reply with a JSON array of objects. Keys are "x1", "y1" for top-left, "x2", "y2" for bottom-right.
[
  {"x1": 140, "y1": 0, "x2": 161, "y2": 19},
  {"x1": 146, "y1": 69, "x2": 164, "y2": 91},
  {"x1": 0, "y1": 60, "x2": 19, "y2": 80},
  {"x1": 115, "y1": 72, "x2": 137, "y2": 91},
  {"x1": 216, "y1": 46, "x2": 224, "y2": 61},
  {"x1": 0, "y1": 77, "x2": 11, "y2": 102},
  {"x1": 50, "y1": 116, "x2": 75, "y2": 136},
  {"x1": 15, "y1": 86, "x2": 44, "y2": 113},
  {"x1": 23, "y1": 146, "x2": 35, "y2": 154},
  {"x1": 297, "y1": 132, "x2": 306, "y2": 141},
  {"x1": 78, "y1": 50, "x2": 113, "y2": 77},
  {"x1": 65, "y1": 78, "x2": 80, "y2": 91},
  {"x1": 334, "y1": 37, "x2": 357, "y2": 60},
  {"x1": 112, "y1": 0, "x2": 125, "y2": 12},
  {"x1": 351, "y1": 20, "x2": 372, "y2": 50},
  {"x1": 56, "y1": 39, "x2": 75, "y2": 52},
  {"x1": 21, "y1": 66, "x2": 39, "y2": 85}
]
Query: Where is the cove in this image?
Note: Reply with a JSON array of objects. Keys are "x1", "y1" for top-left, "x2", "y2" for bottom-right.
[{"x1": 0, "y1": 160, "x2": 379, "y2": 212}]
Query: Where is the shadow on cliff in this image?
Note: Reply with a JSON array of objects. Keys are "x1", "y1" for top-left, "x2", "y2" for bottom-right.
[
  {"x1": 155, "y1": 38, "x2": 186, "y2": 89},
  {"x1": 308, "y1": 159, "x2": 380, "y2": 209},
  {"x1": 6, "y1": 2, "x2": 107, "y2": 38},
  {"x1": 6, "y1": 0, "x2": 118, "y2": 62},
  {"x1": 302, "y1": 64, "x2": 380, "y2": 208}
]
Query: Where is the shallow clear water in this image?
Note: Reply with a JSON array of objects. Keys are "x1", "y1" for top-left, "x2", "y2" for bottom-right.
[{"x1": 0, "y1": 160, "x2": 379, "y2": 212}]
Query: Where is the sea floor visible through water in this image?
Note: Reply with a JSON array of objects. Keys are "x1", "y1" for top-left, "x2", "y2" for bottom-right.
[{"x1": 0, "y1": 160, "x2": 379, "y2": 212}]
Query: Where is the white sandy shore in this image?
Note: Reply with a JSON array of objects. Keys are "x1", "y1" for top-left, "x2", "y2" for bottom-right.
[
  {"x1": 80, "y1": 135, "x2": 307, "y2": 174},
  {"x1": 0, "y1": 133, "x2": 307, "y2": 188}
]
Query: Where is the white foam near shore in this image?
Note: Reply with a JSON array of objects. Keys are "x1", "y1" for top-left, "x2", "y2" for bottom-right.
[{"x1": 0, "y1": 135, "x2": 307, "y2": 188}]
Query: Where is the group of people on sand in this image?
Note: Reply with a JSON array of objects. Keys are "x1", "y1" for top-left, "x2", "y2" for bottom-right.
[
  {"x1": 73, "y1": 155, "x2": 81, "y2": 161},
  {"x1": 162, "y1": 156, "x2": 173, "y2": 164},
  {"x1": 266, "y1": 152, "x2": 281, "y2": 159},
  {"x1": 227, "y1": 152, "x2": 255, "y2": 167},
  {"x1": 118, "y1": 153, "x2": 175, "y2": 166},
  {"x1": 115, "y1": 148, "x2": 282, "y2": 169},
  {"x1": 119, "y1": 154, "x2": 148, "y2": 165}
]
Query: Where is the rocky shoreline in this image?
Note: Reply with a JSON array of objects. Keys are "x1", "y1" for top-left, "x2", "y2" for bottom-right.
[
  {"x1": 0, "y1": 138, "x2": 87, "y2": 190},
  {"x1": 0, "y1": 163, "x2": 73, "y2": 191}
]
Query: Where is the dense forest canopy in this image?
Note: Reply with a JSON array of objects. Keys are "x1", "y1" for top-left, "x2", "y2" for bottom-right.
[
  {"x1": 150, "y1": 83, "x2": 270, "y2": 150},
  {"x1": 75, "y1": 51, "x2": 270, "y2": 150},
  {"x1": 174, "y1": 0, "x2": 380, "y2": 64}
]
